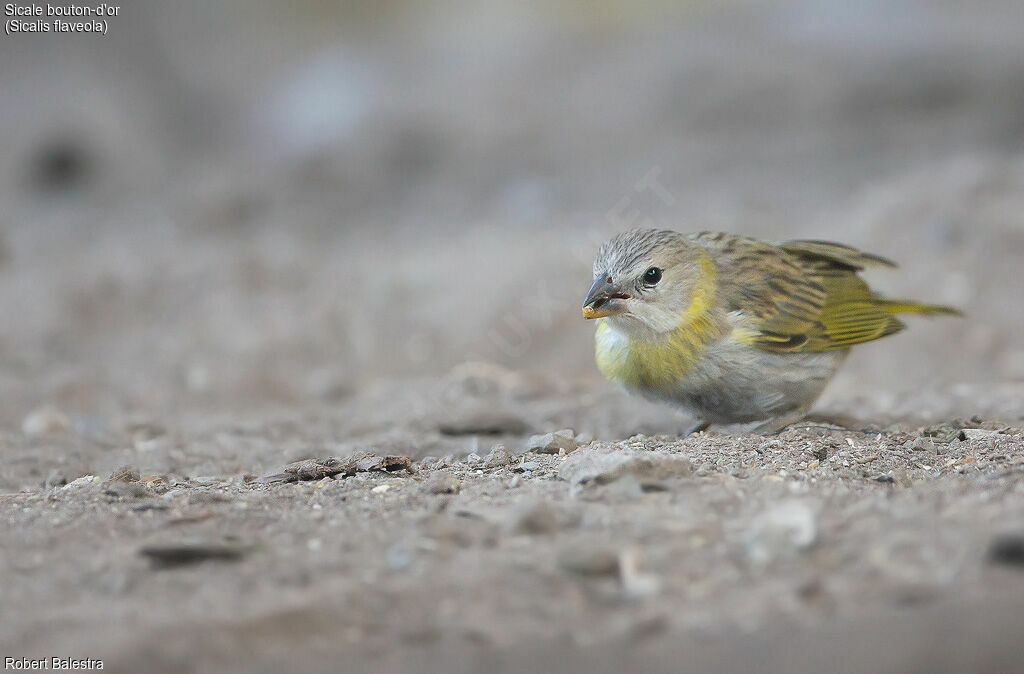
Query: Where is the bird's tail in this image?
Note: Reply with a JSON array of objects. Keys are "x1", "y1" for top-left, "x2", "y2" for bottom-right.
[{"x1": 877, "y1": 299, "x2": 963, "y2": 317}]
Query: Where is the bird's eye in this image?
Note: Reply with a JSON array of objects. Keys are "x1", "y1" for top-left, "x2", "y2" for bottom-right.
[{"x1": 642, "y1": 267, "x2": 662, "y2": 286}]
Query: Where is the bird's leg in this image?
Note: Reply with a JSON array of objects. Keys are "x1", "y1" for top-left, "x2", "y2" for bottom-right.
[
  {"x1": 752, "y1": 408, "x2": 809, "y2": 435},
  {"x1": 683, "y1": 420, "x2": 711, "y2": 437}
]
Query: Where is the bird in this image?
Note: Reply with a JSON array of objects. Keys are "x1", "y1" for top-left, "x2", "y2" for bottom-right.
[{"x1": 582, "y1": 229, "x2": 961, "y2": 434}]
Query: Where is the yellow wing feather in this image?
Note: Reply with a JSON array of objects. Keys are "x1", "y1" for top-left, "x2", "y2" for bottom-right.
[{"x1": 711, "y1": 237, "x2": 959, "y2": 353}]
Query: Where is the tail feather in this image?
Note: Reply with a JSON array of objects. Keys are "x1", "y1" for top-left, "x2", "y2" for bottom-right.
[{"x1": 878, "y1": 299, "x2": 963, "y2": 317}]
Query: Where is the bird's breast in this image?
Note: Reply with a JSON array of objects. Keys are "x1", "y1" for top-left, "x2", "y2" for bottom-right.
[
  {"x1": 593, "y1": 253, "x2": 724, "y2": 392},
  {"x1": 594, "y1": 318, "x2": 715, "y2": 391}
]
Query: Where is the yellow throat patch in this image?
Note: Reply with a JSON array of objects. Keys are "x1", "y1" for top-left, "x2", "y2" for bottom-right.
[{"x1": 594, "y1": 255, "x2": 720, "y2": 391}]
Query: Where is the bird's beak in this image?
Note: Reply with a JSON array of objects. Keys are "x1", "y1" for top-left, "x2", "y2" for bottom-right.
[{"x1": 582, "y1": 276, "x2": 630, "y2": 319}]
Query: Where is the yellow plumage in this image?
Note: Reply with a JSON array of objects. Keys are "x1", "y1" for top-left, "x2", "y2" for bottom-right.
[
  {"x1": 729, "y1": 239, "x2": 961, "y2": 353},
  {"x1": 595, "y1": 254, "x2": 721, "y2": 390}
]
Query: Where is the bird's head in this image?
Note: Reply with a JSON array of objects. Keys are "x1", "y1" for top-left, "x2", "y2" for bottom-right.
[{"x1": 583, "y1": 229, "x2": 712, "y2": 338}]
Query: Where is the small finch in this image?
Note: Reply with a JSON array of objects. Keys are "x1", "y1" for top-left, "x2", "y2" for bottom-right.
[{"x1": 583, "y1": 229, "x2": 961, "y2": 433}]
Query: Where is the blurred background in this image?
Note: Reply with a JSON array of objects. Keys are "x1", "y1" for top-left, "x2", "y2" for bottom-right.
[
  {"x1": 1, "y1": 0, "x2": 1023, "y2": 426},
  {"x1": 4, "y1": 5, "x2": 1024, "y2": 670}
]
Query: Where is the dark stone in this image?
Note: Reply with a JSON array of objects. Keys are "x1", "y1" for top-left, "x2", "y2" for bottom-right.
[
  {"x1": 988, "y1": 535, "x2": 1024, "y2": 568},
  {"x1": 27, "y1": 137, "x2": 94, "y2": 193}
]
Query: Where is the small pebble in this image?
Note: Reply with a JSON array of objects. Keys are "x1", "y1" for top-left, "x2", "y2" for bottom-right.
[
  {"x1": 62, "y1": 475, "x2": 101, "y2": 490},
  {"x1": 22, "y1": 407, "x2": 70, "y2": 437},
  {"x1": 559, "y1": 545, "x2": 621, "y2": 577},
  {"x1": 559, "y1": 444, "x2": 691, "y2": 485},
  {"x1": 425, "y1": 471, "x2": 460, "y2": 494},
  {"x1": 909, "y1": 437, "x2": 935, "y2": 452},
  {"x1": 104, "y1": 481, "x2": 153, "y2": 499},
  {"x1": 961, "y1": 429, "x2": 999, "y2": 440},
  {"x1": 988, "y1": 535, "x2": 1024, "y2": 568},
  {"x1": 437, "y1": 410, "x2": 530, "y2": 436},
  {"x1": 509, "y1": 500, "x2": 560, "y2": 535},
  {"x1": 139, "y1": 541, "x2": 254, "y2": 568},
  {"x1": 744, "y1": 500, "x2": 817, "y2": 565},
  {"x1": 527, "y1": 430, "x2": 579, "y2": 455},
  {"x1": 107, "y1": 465, "x2": 141, "y2": 483},
  {"x1": 618, "y1": 549, "x2": 661, "y2": 599},
  {"x1": 484, "y1": 445, "x2": 512, "y2": 468},
  {"x1": 44, "y1": 470, "x2": 68, "y2": 488}
]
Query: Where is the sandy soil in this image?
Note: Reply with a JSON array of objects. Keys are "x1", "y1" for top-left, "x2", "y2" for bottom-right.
[
  {"x1": 2, "y1": 1, "x2": 1024, "y2": 672},
  {"x1": 4, "y1": 374, "x2": 1024, "y2": 673}
]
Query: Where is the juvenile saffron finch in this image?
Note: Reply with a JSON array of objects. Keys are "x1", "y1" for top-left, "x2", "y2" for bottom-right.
[{"x1": 583, "y1": 230, "x2": 961, "y2": 433}]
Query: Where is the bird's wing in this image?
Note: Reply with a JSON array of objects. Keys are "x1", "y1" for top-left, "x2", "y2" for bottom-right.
[
  {"x1": 778, "y1": 240, "x2": 897, "y2": 270},
  {"x1": 711, "y1": 237, "x2": 905, "y2": 353}
]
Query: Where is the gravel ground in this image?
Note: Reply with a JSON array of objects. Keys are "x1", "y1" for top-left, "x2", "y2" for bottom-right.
[
  {"x1": 2, "y1": 1, "x2": 1024, "y2": 672},
  {"x1": 3, "y1": 376, "x2": 1024, "y2": 673}
]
